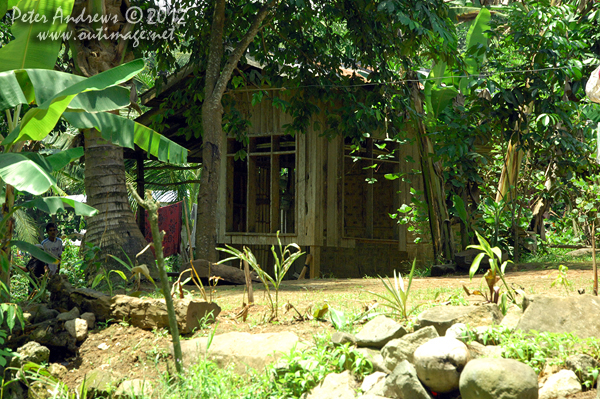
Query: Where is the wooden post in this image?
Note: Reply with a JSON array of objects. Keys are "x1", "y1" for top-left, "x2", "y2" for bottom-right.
[
  {"x1": 298, "y1": 253, "x2": 313, "y2": 280},
  {"x1": 309, "y1": 246, "x2": 320, "y2": 279},
  {"x1": 182, "y1": 198, "x2": 194, "y2": 262},
  {"x1": 243, "y1": 259, "x2": 254, "y2": 304}
]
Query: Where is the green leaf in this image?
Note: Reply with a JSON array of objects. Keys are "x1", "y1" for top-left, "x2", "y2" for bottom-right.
[
  {"x1": 45, "y1": 147, "x2": 84, "y2": 171},
  {"x1": 0, "y1": 70, "x2": 28, "y2": 111},
  {"x1": 11, "y1": 240, "x2": 58, "y2": 264},
  {"x1": 19, "y1": 196, "x2": 98, "y2": 216},
  {"x1": 0, "y1": 0, "x2": 75, "y2": 72},
  {"x1": 429, "y1": 86, "x2": 459, "y2": 118},
  {"x1": 92, "y1": 273, "x2": 104, "y2": 289},
  {"x1": 469, "y1": 252, "x2": 486, "y2": 279},
  {"x1": 0, "y1": 153, "x2": 56, "y2": 194},
  {"x1": 4, "y1": 59, "x2": 145, "y2": 144},
  {"x1": 0, "y1": 0, "x2": 7, "y2": 19},
  {"x1": 25, "y1": 69, "x2": 130, "y2": 112},
  {"x1": 6, "y1": 304, "x2": 15, "y2": 332},
  {"x1": 63, "y1": 111, "x2": 188, "y2": 164},
  {"x1": 111, "y1": 270, "x2": 128, "y2": 280},
  {"x1": 464, "y1": 7, "x2": 491, "y2": 74},
  {"x1": 452, "y1": 194, "x2": 468, "y2": 224}
]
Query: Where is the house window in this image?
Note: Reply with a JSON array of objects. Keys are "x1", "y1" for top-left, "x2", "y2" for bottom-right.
[
  {"x1": 343, "y1": 137, "x2": 400, "y2": 240},
  {"x1": 226, "y1": 134, "x2": 296, "y2": 234}
]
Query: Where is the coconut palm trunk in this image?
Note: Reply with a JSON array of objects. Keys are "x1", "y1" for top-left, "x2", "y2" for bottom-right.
[
  {"x1": 83, "y1": 129, "x2": 154, "y2": 269},
  {"x1": 71, "y1": 0, "x2": 154, "y2": 272}
]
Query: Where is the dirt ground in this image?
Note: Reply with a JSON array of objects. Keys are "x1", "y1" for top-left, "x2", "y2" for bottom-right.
[{"x1": 60, "y1": 262, "x2": 600, "y2": 396}]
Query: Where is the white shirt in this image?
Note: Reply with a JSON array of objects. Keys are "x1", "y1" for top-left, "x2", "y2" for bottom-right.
[{"x1": 41, "y1": 237, "x2": 63, "y2": 275}]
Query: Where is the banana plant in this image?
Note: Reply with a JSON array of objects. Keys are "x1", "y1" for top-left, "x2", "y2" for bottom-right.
[{"x1": 424, "y1": 7, "x2": 492, "y2": 121}]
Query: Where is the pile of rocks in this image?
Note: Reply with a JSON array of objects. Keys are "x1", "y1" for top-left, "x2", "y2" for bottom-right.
[{"x1": 304, "y1": 296, "x2": 600, "y2": 399}]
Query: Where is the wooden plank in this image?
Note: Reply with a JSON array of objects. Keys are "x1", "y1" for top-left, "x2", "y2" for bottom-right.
[
  {"x1": 309, "y1": 246, "x2": 320, "y2": 279},
  {"x1": 271, "y1": 154, "x2": 280, "y2": 233},
  {"x1": 297, "y1": 131, "x2": 307, "y2": 243},
  {"x1": 304, "y1": 128, "x2": 317, "y2": 245},
  {"x1": 247, "y1": 156, "x2": 257, "y2": 232},
  {"x1": 226, "y1": 156, "x2": 234, "y2": 232},
  {"x1": 326, "y1": 136, "x2": 340, "y2": 247}
]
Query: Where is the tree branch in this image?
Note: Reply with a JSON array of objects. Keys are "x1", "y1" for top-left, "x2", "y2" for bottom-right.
[{"x1": 212, "y1": 0, "x2": 278, "y2": 102}]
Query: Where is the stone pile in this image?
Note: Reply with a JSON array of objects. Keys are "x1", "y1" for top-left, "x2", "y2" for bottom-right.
[{"x1": 3, "y1": 275, "x2": 220, "y2": 399}]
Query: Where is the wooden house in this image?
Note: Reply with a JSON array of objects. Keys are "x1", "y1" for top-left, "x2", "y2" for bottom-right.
[{"x1": 136, "y1": 66, "x2": 432, "y2": 279}]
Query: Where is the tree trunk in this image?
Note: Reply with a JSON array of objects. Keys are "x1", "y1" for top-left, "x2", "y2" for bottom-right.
[
  {"x1": 196, "y1": 103, "x2": 224, "y2": 262},
  {"x1": 409, "y1": 76, "x2": 455, "y2": 262},
  {"x1": 194, "y1": 0, "x2": 275, "y2": 262},
  {"x1": 71, "y1": 0, "x2": 153, "y2": 275},
  {"x1": 83, "y1": 129, "x2": 155, "y2": 275}
]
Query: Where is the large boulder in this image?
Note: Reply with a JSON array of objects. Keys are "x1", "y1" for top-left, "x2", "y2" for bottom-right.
[
  {"x1": 538, "y1": 370, "x2": 581, "y2": 399},
  {"x1": 517, "y1": 295, "x2": 600, "y2": 338},
  {"x1": 382, "y1": 326, "x2": 438, "y2": 371},
  {"x1": 9, "y1": 342, "x2": 50, "y2": 368},
  {"x1": 368, "y1": 360, "x2": 432, "y2": 399},
  {"x1": 355, "y1": 315, "x2": 408, "y2": 349},
  {"x1": 415, "y1": 304, "x2": 503, "y2": 336},
  {"x1": 306, "y1": 370, "x2": 357, "y2": 399},
  {"x1": 80, "y1": 369, "x2": 122, "y2": 398},
  {"x1": 459, "y1": 358, "x2": 538, "y2": 399},
  {"x1": 111, "y1": 296, "x2": 221, "y2": 333},
  {"x1": 177, "y1": 331, "x2": 303, "y2": 374},
  {"x1": 413, "y1": 337, "x2": 470, "y2": 393}
]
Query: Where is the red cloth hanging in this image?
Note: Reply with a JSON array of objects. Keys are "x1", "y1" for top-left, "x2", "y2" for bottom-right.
[{"x1": 143, "y1": 201, "x2": 182, "y2": 257}]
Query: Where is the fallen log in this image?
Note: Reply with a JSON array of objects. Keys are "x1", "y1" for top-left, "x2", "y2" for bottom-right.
[{"x1": 179, "y1": 259, "x2": 261, "y2": 285}]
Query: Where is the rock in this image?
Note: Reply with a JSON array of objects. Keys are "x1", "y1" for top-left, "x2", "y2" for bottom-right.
[
  {"x1": 355, "y1": 315, "x2": 408, "y2": 349},
  {"x1": 65, "y1": 318, "x2": 88, "y2": 341},
  {"x1": 56, "y1": 307, "x2": 80, "y2": 322},
  {"x1": 178, "y1": 331, "x2": 303, "y2": 374},
  {"x1": 111, "y1": 295, "x2": 221, "y2": 333},
  {"x1": 356, "y1": 348, "x2": 390, "y2": 373},
  {"x1": 47, "y1": 363, "x2": 67, "y2": 379},
  {"x1": 306, "y1": 370, "x2": 357, "y2": 399},
  {"x1": 415, "y1": 304, "x2": 503, "y2": 336},
  {"x1": 114, "y1": 379, "x2": 153, "y2": 398},
  {"x1": 565, "y1": 248, "x2": 599, "y2": 257},
  {"x1": 369, "y1": 360, "x2": 431, "y2": 399},
  {"x1": 466, "y1": 342, "x2": 503, "y2": 359},
  {"x1": 332, "y1": 332, "x2": 357, "y2": 346},
  {"x1": 430, "y1": 263, "x2": 456, "y2": 277},
  {"x1": 357, "y1": 395, "x2": 390, "y2": 399},
  {"x1": 538, "y1": 370, "x2": 581, "y2": 399},
  {"x1": 80, "y1": 369, "x2": 121, "y2": 398},
  {"x1": 361, "y1": 372, "x2": 387, "y2": 393},
  {"x1": 499, "y1": 305, "x2": 522, "y2": 330},
  {"x1": 459, "y1": 358, "x2": 538, "y2": 399},
  {"x1": 10, "y1": 342, "x2": 50, "y2": 368},
  {"x1": 27, "y1": 381, "x2": 53, "y2": 399},
  {"x1": 413, "y1": 337, "x2": 470, "y2": 393},
  {"x1": 48, "y1": 275, "x2": 111, "y2": 322},
  {"x1": 455, "y1": 248, "x2": 508, "y2": 272},
  {"x1": 80, "y1": 312, "x2": 96, "y2": 330},
  {"x1": 32, "y1": 306, "x2": 59, "y2": 324},
  {"x1": 566, "y1": 354, "x2": 599, "y2": 386},
  {"x1": 517, "y1": 295, "x2": 600, "y2": 338},
  {"x1": 445, "y1": 323, "x2": 469, "y2": 342},
  {"x1": 382, "y1": 325, "x2": 438, "y2": 371}
]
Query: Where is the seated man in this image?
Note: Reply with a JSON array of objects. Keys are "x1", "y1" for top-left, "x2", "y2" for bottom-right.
[{"x1": 41, "y1": 223, "x2": 63, "y2": 275}]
